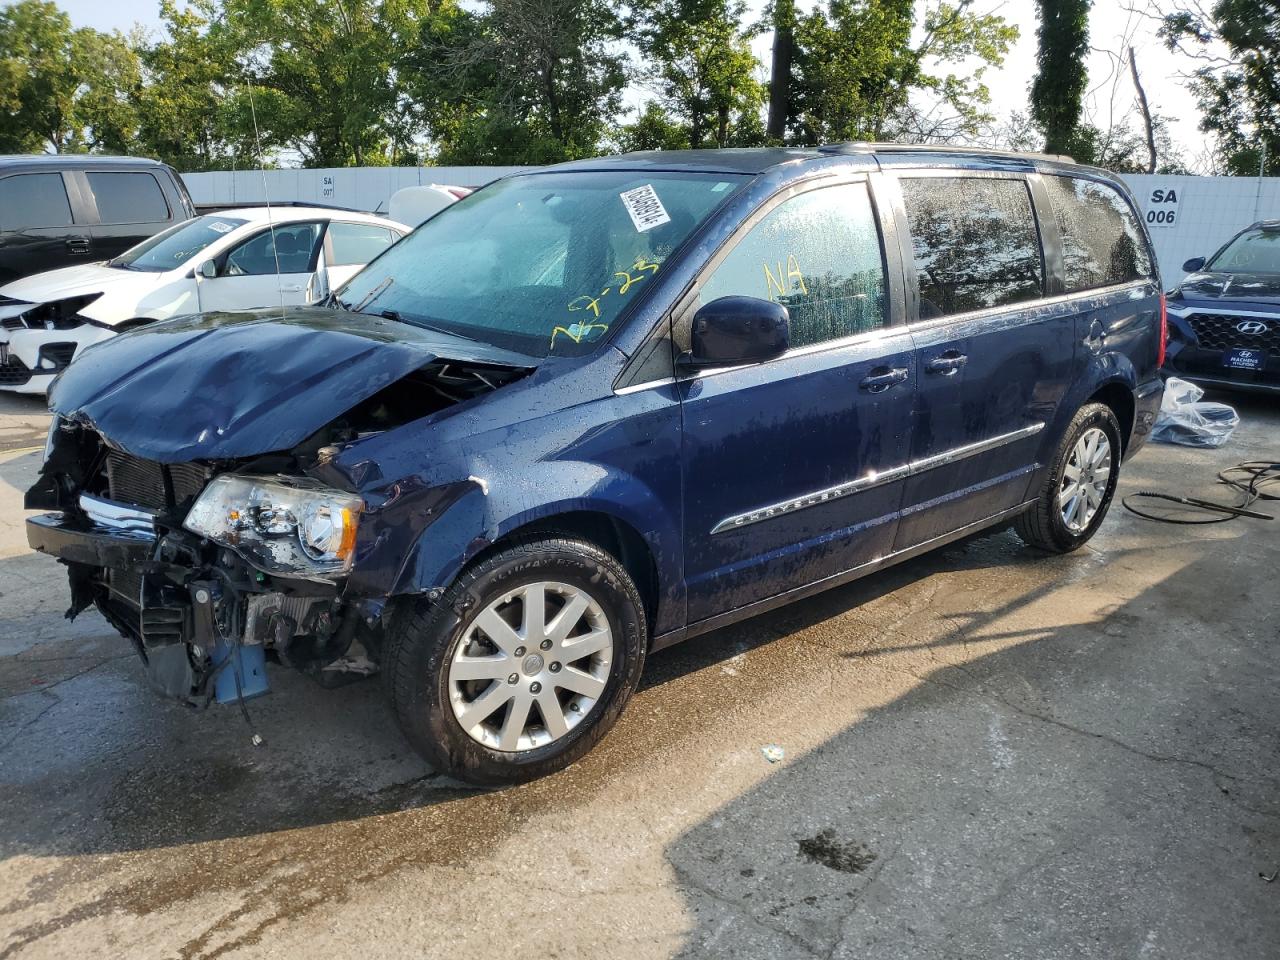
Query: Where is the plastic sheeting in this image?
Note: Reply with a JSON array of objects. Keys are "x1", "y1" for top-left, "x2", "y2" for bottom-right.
[{"x1": 1151, "y1": 377, "x2": 1240, "y2": 448}]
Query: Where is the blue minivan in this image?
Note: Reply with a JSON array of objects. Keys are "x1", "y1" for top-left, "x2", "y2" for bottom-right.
[{"x1": 27, "y1": 145, "x2": 1166, "y2": 783}]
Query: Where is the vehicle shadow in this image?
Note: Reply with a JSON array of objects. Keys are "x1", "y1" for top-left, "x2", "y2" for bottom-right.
[
  {"x1": 661, "y1": 536, "x2": 1280, "y2": 958},
  {"x1": 0, "y1": 525, "x2": 1056, "y2": 862}
]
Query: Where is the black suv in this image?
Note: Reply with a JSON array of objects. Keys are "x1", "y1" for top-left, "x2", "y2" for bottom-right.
[
  {"x1": 1164, "y1": 219, "x2": 1280, "y2": 393},
  {"x1": 0, "y1": 155, "x2": 195, "y2": 286}
]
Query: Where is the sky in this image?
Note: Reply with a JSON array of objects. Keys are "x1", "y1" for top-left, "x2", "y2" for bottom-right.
[{"x1": 52, "y1": 0, "x2": 1213, "y2": 167}]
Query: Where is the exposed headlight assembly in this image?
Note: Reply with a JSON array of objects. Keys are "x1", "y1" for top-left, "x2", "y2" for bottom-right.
[{"x1": 184, "y1": 475, "x2": 362, "y2": 579}]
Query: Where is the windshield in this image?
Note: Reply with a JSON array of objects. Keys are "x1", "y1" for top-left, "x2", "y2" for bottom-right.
[
  {"x1": 336, "y1": 171, "x2": 747, "y2": 357},
  {"x1": 1207, "y1": 227, "x2": 1280, "y2": 274},
  {"x1": 111, "y1": 215, "x2": 247, "y2": 272}
]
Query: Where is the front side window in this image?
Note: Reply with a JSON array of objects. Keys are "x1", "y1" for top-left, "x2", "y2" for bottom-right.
[
  {"x1": 900, "y1": 176, "x2": 1044, "y2": 318},
  {"x1": 329, "y1": 221, "x2": 398, "y2": 265},
  {"x1": 86, "y1": 172, "x2": 170, "y2": 224},
  {"x1": 224, "y1": 222, "x2": 323, "y2": 276},
  {"x1": 0, "y1": 173, "x2": 74, "y2": 230},
  {"x1": 336, "y1": 171, "x2": 747, "y2": 358},
  {"x1": 697, "y1": 183, "x2": 887, "y2": 348},
  {"x1": 1207, "y1": 226, "x2": 1280, "y2": 274},
  {"x1": 1044, "y1": 175, "x2": 1153, "y2": 291},
  {"x1": 110, "y1": 216, "x2": 248, "y2": 272}
]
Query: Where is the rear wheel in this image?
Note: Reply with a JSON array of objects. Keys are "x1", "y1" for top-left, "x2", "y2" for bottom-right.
[
  {"x1": 1016, "y1": 403, "x2": 1122, "y2": 553},
  {"x1": 383, "y1": 537, "x2": 646, "y2": 785}
]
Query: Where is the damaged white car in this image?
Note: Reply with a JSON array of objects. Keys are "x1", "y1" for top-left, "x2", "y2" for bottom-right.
[{"x1": 0, "y1": 206, "x2": 408, "y2": 393}]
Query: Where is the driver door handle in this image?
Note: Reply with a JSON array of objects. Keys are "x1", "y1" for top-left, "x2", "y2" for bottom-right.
[{"x1": 859, "y1": 366, "x2": 909, "y2": 393}]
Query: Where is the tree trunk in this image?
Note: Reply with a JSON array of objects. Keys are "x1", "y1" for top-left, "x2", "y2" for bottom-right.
[
  {"x1": 766, "y1": 0, "x2": 794, "y2": 142},
  {"x1": 1128, "y1": 46, "x2": 1157, "y2": 174}
]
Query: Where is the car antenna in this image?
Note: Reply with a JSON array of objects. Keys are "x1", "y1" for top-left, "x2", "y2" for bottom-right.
[{"x1": 245, "y1": 78, "x2": 285, "y2": 319}]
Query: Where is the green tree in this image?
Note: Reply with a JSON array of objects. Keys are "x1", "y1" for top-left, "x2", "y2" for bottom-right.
[
  {"x1": 1029, "y1": 0, "x2": 1090, "y2": 155},
  {"x1": 408, "y1": 0, "x2": 628, "y2": 163},
  {"x1": 0, "y1": 0, "x2": 140, "y2": 153},
  {"x1": 213, "y1": 0, "x2": 435, "y2": 166},
  {"x1": 788, "y1": 0, "x2": 1017, "y2": 145},
  {"x1": 135, "y1": 0, "x2": 252, "y2": 171},
  {"x1": 630, "y1": 0, "x2": 765, "y2": 150},
  {"x1": 1160, "y1": 0, "x2": 1279, "y2": 176}
]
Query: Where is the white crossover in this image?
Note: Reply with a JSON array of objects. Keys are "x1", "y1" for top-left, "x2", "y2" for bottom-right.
[{"x1": 0, "y1": 206, "x2": 409, "y2": 393}]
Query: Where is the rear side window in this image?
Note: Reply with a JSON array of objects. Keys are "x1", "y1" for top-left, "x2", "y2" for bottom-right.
[
  {"x1": 328, "y1": 221, "x2": 397, "y2": 265},
  {"x1": 86, "y1": 172, "x2": 170, "y2": 224},
  {"x1": 0, "y1": 173, "x2": 74, "y2": 230},
  {"x1": 900, "y1": 177, "x2": 1044, "y2": 318},
  {"x1": 1044, "y1": 175, "x2": 1153, "y2": 291},
  {"x1": 698, "y1": 183, "x2": 886, "y2": 349}
]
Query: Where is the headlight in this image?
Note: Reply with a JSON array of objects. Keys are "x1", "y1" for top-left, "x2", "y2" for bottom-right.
[{"x1": 184, "y1": 475, "x2": 362, "y2": 578}]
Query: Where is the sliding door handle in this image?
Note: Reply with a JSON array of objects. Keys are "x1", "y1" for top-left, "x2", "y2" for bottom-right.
[
  {"x1": 859, "y1": 367, "x2": 909, "y2": 393},
  {"x1": 925, "y1": 352, "x2": 968, "y2": 375}
]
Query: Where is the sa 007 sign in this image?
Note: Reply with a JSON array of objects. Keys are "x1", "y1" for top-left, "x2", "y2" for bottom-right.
[{"x1": 1144, "y1": 187, "x2": 1180, "y2": 229}]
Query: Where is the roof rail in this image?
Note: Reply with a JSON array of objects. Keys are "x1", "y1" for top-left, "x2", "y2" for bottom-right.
[{"x1": 818, "y1": 142, "x2": 1076, "y2": 165}]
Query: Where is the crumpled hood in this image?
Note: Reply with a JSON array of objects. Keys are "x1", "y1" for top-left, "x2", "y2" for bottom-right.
[
  {"x1": 1176, "y1": 271, "x2": 1280, "y2": 306},
  {"x1": 0, "y1": 263, "x2": 151, "y2": 303},
  {"x1": 50, "y1": 307, "x2": 533, "y2": 463}
]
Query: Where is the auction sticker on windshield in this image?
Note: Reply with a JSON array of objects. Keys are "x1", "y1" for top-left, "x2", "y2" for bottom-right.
[
  {"x1": 620, "y1": 184, "x2": 671, "y2": 233},
  {"x1": 208, "y1": 221, "x2": 236, "y2": 234}
]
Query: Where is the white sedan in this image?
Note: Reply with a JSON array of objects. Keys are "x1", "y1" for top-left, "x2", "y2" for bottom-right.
[{"x1": 0, "y1": 206, "x2": 409, "y2": 393}]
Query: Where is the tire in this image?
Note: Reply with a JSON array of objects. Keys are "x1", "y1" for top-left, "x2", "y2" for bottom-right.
[
  {"x1": 1015, "y1": 402, "x2": 1123, "y2": 553},
  {"x1": 382, "y1": 537, "x2": 647, "y2": 785}
]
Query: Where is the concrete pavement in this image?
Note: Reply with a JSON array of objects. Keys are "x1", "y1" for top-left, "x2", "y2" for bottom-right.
[{"x1": 1, "y1": 390, "x2": 1277, "y2": 959}]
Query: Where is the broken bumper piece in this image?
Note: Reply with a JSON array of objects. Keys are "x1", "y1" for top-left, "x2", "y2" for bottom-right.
[{"x1": 26, "y1": 512, "x2": 357, "y2": 706}]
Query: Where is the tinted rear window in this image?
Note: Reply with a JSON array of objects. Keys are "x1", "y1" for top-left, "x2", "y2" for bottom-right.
[
  {"x1": 900, "y1": 177, "x2": 1044, "y2": 318},
  {"x1": 86, "y1": 172, "x2": 170, "y2": 224},
  {"x1": 1044, "y1": 175, "x2": 1153, "y2": 291},
  {"x1": 0, "y1": 173, "x2": 74, "y2": 230}
]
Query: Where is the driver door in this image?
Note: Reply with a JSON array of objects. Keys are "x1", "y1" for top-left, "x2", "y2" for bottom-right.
[
  {"x1": 197, "y1": 221, "x2": 324, "y2": 312},
  {"x1": 678, "y1": 179, "x2": 916, "y2": 623}
]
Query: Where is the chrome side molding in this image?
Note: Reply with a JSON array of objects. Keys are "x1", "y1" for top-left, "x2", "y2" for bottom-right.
[
  {"x1": 711, "y1": 422, "x2": 1045, "y2": 534},
  {"x1": 908, "y1": 422, "x2": 1044, "y2": 474},
  {"x1": 79, "y1": 494, "x2": 158, "y2": 540},
  {"x1": 710, "y1": 465, "x2": 911, "y2": 535}
]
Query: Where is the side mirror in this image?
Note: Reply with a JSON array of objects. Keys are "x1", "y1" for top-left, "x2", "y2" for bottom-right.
[
  {"x1": 197, "y1": 259, "x2": 218, "y2": 279},
  {"x1": 679, "y1": 296, "x2": 790, "y2": 370},
  {"x1": 1182, "y1": 256, "x2": 1205, "y2": 273}
]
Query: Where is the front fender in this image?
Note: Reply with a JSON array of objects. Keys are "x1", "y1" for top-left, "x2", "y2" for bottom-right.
[{"x1": 345, "y1": 459, "x2": 684, "y2": 633}]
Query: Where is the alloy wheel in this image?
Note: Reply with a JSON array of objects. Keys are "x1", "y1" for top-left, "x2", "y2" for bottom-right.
[
  {"x1": 1058, "y1": 426, "x2": 1112, "y2": 533},
  {"x1": 447, "y1": 581, "x2": 614, "y2": 752}
]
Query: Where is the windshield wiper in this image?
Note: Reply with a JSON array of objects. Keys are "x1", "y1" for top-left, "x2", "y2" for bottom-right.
[
  {"x1": 374, "y1": 308, "x2": 482, "y2": 344},
  {"x1": 353, "y1": 276, "x2": 394, "y2": 313}
]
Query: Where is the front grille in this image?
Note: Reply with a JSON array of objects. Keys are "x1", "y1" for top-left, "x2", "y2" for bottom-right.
[
  {"x1": 104, "y1": 451, "x2": 209, "y2": 511},
  {"x1": 1186, "y1": 313, "x2": 1280, "y2": 354},
  {"x1": 106, "y1": 451, "x2": 168, "y2": 509},
  {"x1": 0, "y1": 356, "x2": 32, "y2": 386}
]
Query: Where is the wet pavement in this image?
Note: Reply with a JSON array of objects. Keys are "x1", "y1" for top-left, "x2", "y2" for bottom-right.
[{"x1": 1, "y1": 389, "x2": 1277, "y2": 959}]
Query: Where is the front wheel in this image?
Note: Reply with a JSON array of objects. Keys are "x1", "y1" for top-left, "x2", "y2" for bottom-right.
[
  {"x1": 382, "y1": 537, "x2": 647, "y2": 785},
  {"x1": 1015, "y1": 403, "x2": 1123, "y2": 553}
]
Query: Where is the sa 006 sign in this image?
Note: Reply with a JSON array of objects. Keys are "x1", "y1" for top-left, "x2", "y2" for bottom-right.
[{"x1": 1145, "y1": 187, "x2": 1180, "y2": 229}]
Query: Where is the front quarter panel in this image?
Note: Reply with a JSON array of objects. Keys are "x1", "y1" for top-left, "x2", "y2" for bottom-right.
[
  {"x1": 79, "y1": 276, "x2": 195, "y2": 325},
  {"x1": 324, "y1": 348, "x2": 687, "y2": 635}
]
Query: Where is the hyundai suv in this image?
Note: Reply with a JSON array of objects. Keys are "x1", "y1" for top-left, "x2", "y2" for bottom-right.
[
  {"x1": 1164, "y1": 219, "x2": 1280, "y2": 392},
  {"x1": 26, "y1": 145, "x2": 1166, "y2": 784}
]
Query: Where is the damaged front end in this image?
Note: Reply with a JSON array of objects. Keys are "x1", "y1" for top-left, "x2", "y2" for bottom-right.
[
  {"x1": 26, "y1": 423, "x2": 370, "y2": 704},
  {"x1": 25, "y1": 309, "x2": 534, "y2": 707}
]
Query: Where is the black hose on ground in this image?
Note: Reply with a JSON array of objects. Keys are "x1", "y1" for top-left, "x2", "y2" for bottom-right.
[{"x1": 1122, "y1": 460, "x2": 1280, "y2": 524}]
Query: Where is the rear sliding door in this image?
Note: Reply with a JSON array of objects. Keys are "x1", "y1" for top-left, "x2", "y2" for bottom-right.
[{"x1": 889, "y1": 171, "x2": 1076, "y2": 549}]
